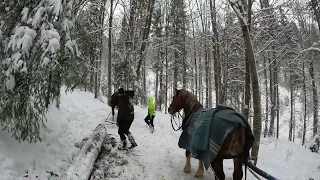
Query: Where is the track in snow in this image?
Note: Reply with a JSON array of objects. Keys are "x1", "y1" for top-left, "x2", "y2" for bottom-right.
[{"x1": 88, "y1": 106, "x2": 238, "y2": 180}]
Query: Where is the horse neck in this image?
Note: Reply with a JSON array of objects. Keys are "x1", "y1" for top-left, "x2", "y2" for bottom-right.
[{"x1": 182, "y1": 94, "x2": 203, "y2": 117}]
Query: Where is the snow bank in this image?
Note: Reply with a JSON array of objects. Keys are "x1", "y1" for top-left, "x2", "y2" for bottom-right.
[{"x1": 0, "y1": 89, "x2": 110, "y2": 180}]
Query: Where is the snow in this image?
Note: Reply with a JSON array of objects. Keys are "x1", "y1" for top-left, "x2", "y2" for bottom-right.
[
  {"x1": 32, "y1": 7, "x2": 46, "y2": 28},
  {"x1": 5, "y1": 75, "x2": 15, "y2": 90},
  {"x1": 0, "y1": 89, "x2": 109, "y2": 179},
  {"x1": 47, "y1": 38, "x2": 60, "y2": 53},
  {"x1": 51, "y1": 0, "x2": 62, "y2": 17},
  {"x1": 41, "y1": 57, "x2": 51, "y2": 67},
  {"x1": 21, "y1": 7, "x2": 29, "y2": 22},
  {"x1": 0, "y1": 89, "x2": 319, "y2": 180}
]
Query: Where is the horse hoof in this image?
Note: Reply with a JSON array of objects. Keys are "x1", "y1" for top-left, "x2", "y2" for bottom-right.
[
  {"x1": 194, "y1": 174, "x2": 203, "y2": 178},
  {"x1": 184, "y1": 167, "x2": 191, "y2": 173}
]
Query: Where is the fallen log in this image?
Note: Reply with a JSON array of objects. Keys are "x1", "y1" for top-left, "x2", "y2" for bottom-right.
[{"x1": 60, "y1": 124, "x2": 107, "y2": 180}]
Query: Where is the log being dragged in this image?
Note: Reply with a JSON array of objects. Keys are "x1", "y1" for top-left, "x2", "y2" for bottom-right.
[{"x1": 60, "y1": 124, "x2": 107, "y2": 180}]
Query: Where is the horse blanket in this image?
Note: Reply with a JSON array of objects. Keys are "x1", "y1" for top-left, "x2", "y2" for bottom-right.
[{"x1": 178, "y1": 106, "x2": 255, "y2": 170}]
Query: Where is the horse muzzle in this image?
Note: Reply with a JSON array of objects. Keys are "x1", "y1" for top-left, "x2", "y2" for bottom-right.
[{"x1": 168, "y1": 107, "x2": 175, "y2": 114}]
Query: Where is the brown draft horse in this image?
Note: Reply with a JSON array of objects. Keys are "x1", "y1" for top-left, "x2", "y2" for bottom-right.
[{"x1": 168, "y1": 88, "x2": 250, "y2": 180}]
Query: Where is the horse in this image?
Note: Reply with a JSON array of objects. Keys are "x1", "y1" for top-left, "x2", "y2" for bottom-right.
[
  {"x1": 168, "y1": 88, "x2": 254, "y2": 180},
  {"x1": 109, "y1": 90, "x2": 135, "y2": 116}
]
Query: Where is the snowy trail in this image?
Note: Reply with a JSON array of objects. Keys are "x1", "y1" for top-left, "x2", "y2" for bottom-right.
[
  {"x1": 1, "y1": 89, "x2": 319, "y2": 180},
  {"x1": 91, "y1": 104, "x2": 320, "y2": 180},
  {"x1": 91, "y1": 106, "x2": 235, "y2": 180}
]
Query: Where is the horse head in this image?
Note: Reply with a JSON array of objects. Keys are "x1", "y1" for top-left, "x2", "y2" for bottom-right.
[{"x1": 168, "y1": 88, "x2": 184, "y2": 114}]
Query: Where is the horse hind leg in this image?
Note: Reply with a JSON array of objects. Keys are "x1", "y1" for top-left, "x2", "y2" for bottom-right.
[
  {"x1": 184, "y1": 150, "x2": 191, "y2": 173},
  {"x1": 230, "y1": 125, "x2": 246, "y2": 180},
  {"x1": 211, "y1": 157, "x2": 225, "y2": 180},
  {"x1": 233, "y1": 157, "x2": 244, "y2": 180},
  {"x1": 195, "y1": 160, "x2": 204, "y2": 178}
]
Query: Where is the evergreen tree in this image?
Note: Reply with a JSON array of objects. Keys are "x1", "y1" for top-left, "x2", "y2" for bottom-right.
[{"x1": 0, "y1": 0, "x2": 79, "y2": 142}]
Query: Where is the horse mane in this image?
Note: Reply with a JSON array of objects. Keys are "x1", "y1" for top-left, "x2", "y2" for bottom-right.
[{"x1": 179, "y1": 89, "x2": 203, "y2": 117}]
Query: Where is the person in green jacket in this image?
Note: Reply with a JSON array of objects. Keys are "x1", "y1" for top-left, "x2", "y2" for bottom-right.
[{"x1": 145, "y1": 97, "x2": 156, "y2": 132}]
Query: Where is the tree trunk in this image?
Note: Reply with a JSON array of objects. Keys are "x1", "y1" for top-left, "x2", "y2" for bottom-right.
[
  {"x1": 192, "y1": 22, "x2": 198, "y2": 97},
  {"x1": 209, "y1": 0, "x2": 221, "y2": 106},
  {"x1": 107, "y1": 0, "x2": 113, "y2": 98},
  {"x1": 302, "y1": 61, "x2": 307, "y2": 145},
  {"x1": 136, "y1": 0, "x2": 156, "y2": 79},
  {"x1": 310, "y1": 0, "x2": 320, "y2": 137},
  {"x1": 289, "y1": 75, "x2": 294, "y2": 141},
  {"x1": 230, "y1": 0, "x2": 261, "y2": 164},
  {"x1": 268, "y1": 55, "x2": 275, "y2": 137},
  {"x1": 275, "y1": 65, "x2": 280, "y2": 138},
  {"x1": 159, "y1": 59, "x2": 164, "y2": 110},
  {"x1": 310, "y1": 56, "x2": 318, "y2": 136},
  {"x1": 243, "y1": 54, "x2": 251, "y2": 120},
  {"x1": 155, "y1": 68, "x2": 159, "y2": 106},
  {"x1": 205, "y1": 40, "x2": 209, "y2": 107},
  {"x1": 263, "y1": 55, "x2": 269, "y2": 138},
  {"x1": 61, "y1": 124, "x2": 107, "y2": 180}
]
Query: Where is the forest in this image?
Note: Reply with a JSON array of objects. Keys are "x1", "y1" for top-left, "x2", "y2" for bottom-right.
[{"x1": 1, "y1": 0, "x2": 320, "y2": 164}]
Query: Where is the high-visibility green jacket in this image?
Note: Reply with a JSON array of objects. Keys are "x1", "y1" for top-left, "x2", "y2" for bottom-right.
[{"x1": 148, "y1": 97, "x2": 156, "y2": 116}]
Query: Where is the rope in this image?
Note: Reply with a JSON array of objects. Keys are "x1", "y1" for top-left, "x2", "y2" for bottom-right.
[{"x1": 170, "y1": 112, "x2": 183, "y2": 131}]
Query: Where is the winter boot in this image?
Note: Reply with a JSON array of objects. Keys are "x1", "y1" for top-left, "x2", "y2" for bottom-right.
[
  {"x1": 118, "y1": 139, "x2": 127, "y2": 150},
  {"x1": 127, "y1": 133, "x2": 137, "y2": 149},
  {"x1": 150, "y1": 126, "x2": 154, "y2": 133}
]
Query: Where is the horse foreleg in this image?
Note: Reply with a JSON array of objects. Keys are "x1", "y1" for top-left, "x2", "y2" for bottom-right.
[
  {"x1": 184, "y1": 150, "x2": 191, "y2": 173},
  {"x1": 233, "y1": 157, "x2": 244, "y2": 180},
  {"x1": 211, "y1": 158, "x2": 225, "y2": 180},
  {"x1": 195, "y1": 160, "x2": 204, "y2": 178},
  {"x1": 112, "y1": 106, "x2": 115, "y2": 116}
]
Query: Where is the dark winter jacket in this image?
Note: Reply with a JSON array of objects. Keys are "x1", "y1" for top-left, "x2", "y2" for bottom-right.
[{"x1": 117, "y1": 92, "x2": 134, "y2": 123}]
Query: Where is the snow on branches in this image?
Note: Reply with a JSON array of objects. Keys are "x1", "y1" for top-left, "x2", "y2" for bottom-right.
[
  {"x1": 228, "y1": 0, "x2": 250, "y2": 26},
  {"x1": 0, "y1": 0, "x2": 79, "y2": 142}
]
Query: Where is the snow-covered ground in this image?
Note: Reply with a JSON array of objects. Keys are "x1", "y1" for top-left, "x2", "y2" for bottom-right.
[
  {"x1": 0, "y1": 89, "x2": 109, "y2": 180},
  {"x1": 0, "y1": 89, "x2": 319, "y2": 180}
]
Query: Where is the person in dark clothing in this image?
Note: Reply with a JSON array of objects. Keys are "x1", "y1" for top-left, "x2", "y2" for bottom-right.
[{"x1": 117, "y1": 90, "x2": 137, "y2": 150}]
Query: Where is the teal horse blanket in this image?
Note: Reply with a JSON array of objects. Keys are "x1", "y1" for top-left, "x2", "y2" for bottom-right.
[{"x1": 178, "y1": 106, "x2": 255, "y2": 170}]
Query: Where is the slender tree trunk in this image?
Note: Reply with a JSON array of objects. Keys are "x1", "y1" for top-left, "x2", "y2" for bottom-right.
[
  {"x1": 155, "y1": 68, "x2": 159, "y2": 106},
  {"x1": 243, "y1": 52, "x2": 251, "y2": 120},
  {"x1": 276, "y1": 66, "x2": 280, "y2": 138},
  {"x1": 142, "y1": 60, "x2": 146, "y2": 105},
  {"x1": 263, "y1": 55, "x2": 269, "y2": 138},
  {"x1": 310, "y1": 56, "x2": 318, "y2": 136},
  {"x1": 209, "y1": 0, "x2": 221, "y2": 106},
  {"x1": 302, "y1": 61, "x2": 307, "y2": 145},
  {"x1": 107, "y1": 0, "x2": 113, "y2": 98},
  {"x1": 268, "y1": 55, "x2": 275, "y2": 136},
  {"x1": 310, "y1": 0, "x2": 320, "y2": 137},
  {"x1": 159, "y1": 58, "x2": 164, "y2": 110},
  {"x1": 165, "y1": 40, "x2": 168, "y2": 114},
  {"x1": 204, "y1": 40, "x2": 209, "y2": 107},
  {"x1": 289, "y1": 75, "x2": 294, "y2": 141},
  {"x1": 192, "y1": 24, "x2": 198, "y2": 97}
]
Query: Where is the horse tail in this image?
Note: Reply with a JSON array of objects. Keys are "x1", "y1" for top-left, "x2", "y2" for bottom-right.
[{"x1": 228, "y1": 124, "x2": 246, "y2": 156}]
